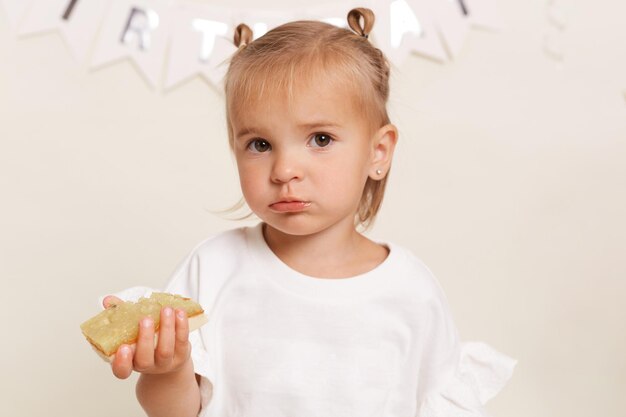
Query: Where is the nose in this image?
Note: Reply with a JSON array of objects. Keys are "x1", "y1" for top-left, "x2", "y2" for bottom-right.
[{"x1": 270, "y1": 149, "x2": 303, "y2": 184}]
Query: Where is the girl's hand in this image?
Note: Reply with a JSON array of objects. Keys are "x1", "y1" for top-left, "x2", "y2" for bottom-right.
[{"x1": 102, "y1": 296, "x2": 192, "y2": 380}]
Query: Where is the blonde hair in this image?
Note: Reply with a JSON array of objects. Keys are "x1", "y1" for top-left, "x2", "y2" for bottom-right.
[{"x1": 223, "y1": 8, "x2": 393, "y2": 230}]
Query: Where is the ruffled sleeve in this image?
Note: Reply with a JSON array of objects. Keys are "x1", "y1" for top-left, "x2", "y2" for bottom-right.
[
  {"x1": 417, "y1": 341, "x2": 517, "y2": 416},
  {"x1": 415, "y1": 272, "x2": 517, "y2": 417}
]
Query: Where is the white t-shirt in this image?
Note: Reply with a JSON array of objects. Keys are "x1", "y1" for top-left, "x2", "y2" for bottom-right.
[{"x1": 117, "y1": 223, "x2": 516, "y2": 417}]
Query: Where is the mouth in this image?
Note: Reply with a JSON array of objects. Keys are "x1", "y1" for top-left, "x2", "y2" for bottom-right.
[{"x1": 269, "y1": 200, "x2": 312, "y2": 213}]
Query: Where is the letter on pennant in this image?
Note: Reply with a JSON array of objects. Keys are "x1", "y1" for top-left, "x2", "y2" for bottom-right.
[
  {"x1": 455, "y1": 0, "x2": 469, "y2": 16},
  {"x1": 62, "y1": 0, "x2": 79, "y2": 20},
  {"x1": 120, "y1": 7, "x2": 160, "y2": 51},
  {"x1": 191, "y1": 19, "x2": 228, "y2": 63},
  {"x1": 390, "y1": 0, "x2": 423, "y2": 48}
]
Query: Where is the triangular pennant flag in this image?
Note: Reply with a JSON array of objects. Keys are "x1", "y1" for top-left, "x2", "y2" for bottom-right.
[
  {"x1": 1, "y1": 0, "x2": 35, "y2": 33},
  {"x1": 18, "y1": 0, "x2": 110, "y2": 64},
  {"x1": 204, "y1": 35, "x2": 238, "y2": 90},
  {"x1": 18, "y1": 0, "x2": 75, "y2": 35},
  {"x1": 303, "y1": 1, "x2": 364, "y2": 29},
  {"x1": 230, "y1": 7, "x2": 297, "y2": 40},
  {"x1": 90, "y1": 0, "x2": 172, "y2": 89},
  {"x1": 164, "y1": 5, "x2": 237, "y2": 92},
  {"x1": 373, "y1": 0, "x2": 448, "y2": 66},
  {"x1": 463, "y1": 0, "x2": 502, "y2": 30},
  {"x1": 423, "y1": 0, "x2": 470, "y2": 59}
]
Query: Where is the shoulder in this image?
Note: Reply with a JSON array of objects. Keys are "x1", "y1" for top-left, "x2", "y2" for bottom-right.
[
  {"x1": 384, "y1": 241, "x2": 447, "y2": 302},
  {"x1": 190, "y1": 225, "x2": 250, "y2": 257},
  {"x1": 181, "y1": 224, "x2": 264, "y2": 273},
  {"x1": 165, "y1": 224, "x2": 259, "y2": 296}
]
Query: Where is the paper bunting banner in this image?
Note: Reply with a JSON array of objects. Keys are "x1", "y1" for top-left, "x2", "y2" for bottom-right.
[
  {"x1": 18, "y1": 0, "x2": 109, "y2": 64},
  {"x1": 164, "y1": 5, "x2": 236, "y2": 91},
  {"x1": 0, "y1": 0, "x2": 501, "y2": 93},
  {"x1": 303, "y1": 1, "x2": 362, "y2": 29},
  {"x1": 542, "y1": 0, "x2": 567, "y2": 63},
  {"x1": 90, "y1": 0, "x2": 172, "y2": 88},
  {"x1": 462, "y1": 0, "x2": 502, "y2": 30},
  {"x1": 230, "y1": 7, "x2": 298, "y2": 41},
  {"x1": 0, "y1": 0, "x2": 34, "y2": 33},
  {"x1": 375, "y1": 0, "x2": 448, "y2": 63},
  {"x1": 427, "y1": 0, "x2": 470, "y2": 58}
]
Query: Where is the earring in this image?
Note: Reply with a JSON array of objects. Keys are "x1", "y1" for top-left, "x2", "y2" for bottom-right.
[{"x1": 376, "y1": 169, "x2": 382, "y2": 176}]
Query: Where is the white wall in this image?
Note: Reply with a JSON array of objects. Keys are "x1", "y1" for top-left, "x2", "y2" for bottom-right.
[{"x1": 1, "y1": 0, "x2": 624, "y2": 416}]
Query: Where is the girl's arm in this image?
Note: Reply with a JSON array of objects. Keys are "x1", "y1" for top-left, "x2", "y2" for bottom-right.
[
  {"x1": 104, "y1": 296, "x2": 202, "y2": 417},
  {"x1": 136, "y1": 360, "x2": 201, "y2": 417}
]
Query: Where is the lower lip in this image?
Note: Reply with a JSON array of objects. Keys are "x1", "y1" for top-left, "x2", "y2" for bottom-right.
[{"x1": 270, "y1": 201, "x2": 311, "y2": 212}]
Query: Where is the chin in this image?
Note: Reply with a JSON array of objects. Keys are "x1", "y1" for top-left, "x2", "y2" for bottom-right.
[
  {"x1": 260, "y1": 214, "x2": 325, "y2": 237},
  {"x1": 262, "y1": 213, "x2": 352, "y2": 239}
]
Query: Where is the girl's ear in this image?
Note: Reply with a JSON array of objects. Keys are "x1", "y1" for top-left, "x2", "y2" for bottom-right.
[{"x1": 369, "y1": 123, "x2": 398, "y2": 180}]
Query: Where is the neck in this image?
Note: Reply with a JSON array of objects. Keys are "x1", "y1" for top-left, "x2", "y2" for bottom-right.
[{"x1": 262, "y1": 218, "x2": 366, "y2": 278}]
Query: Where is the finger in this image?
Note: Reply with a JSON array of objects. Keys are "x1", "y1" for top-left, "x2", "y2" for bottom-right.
[
  {"x1": 111, "y1": 344, "x2": 134, "y2": 379},
  {"x1": 155, "y1": 307, "x2": 175, "y2": 367},
  {"x1": 174, "y1": 309, "x2": 190, "y2": 360},
  {"x1": 102, "y1": 295, "x2": 123, "y2": 309},
  {"x1": 133, "y1": 317, "x2": 156, "y2": 371}
]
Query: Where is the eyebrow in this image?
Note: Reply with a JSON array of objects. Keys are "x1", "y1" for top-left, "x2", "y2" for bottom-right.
[
  {"x1": 298, "y1": 121, "x2": 341, "y2": 130},
  {"x1": 234, "y1": 126, "x2": 260, "y2": 139},
  {"x1": 235, "y1": 121, "x2": 341, "y2": 139}
]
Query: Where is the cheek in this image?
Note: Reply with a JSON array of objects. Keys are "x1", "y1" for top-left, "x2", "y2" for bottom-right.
[
  {"x1": 237, "y1": 161, "x2": 263, "y2": 197},
  {"x1": 318, "y1": 154, "x2": 369, "y2": 195}
]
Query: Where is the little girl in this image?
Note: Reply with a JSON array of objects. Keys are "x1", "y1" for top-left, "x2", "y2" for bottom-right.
[{"x1": 103, "y1": 8, "x2": 516, "y2": 417}]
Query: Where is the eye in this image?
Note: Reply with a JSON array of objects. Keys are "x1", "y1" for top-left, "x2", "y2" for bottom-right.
[
  {"x1": 308, "y1": 133, "x2": 334, "y2": 148},
  {"x1": 247, "y1": 139, "x2": 271, "y2": 153}
]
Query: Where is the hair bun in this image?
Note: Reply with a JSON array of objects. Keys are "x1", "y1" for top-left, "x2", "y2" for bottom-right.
[
  {"x1": 234, "y1": 23, "x2": 253, "y2": 48},
  {"x1": 347, "y1": 8, "x2": 375, "y2": 38}
]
